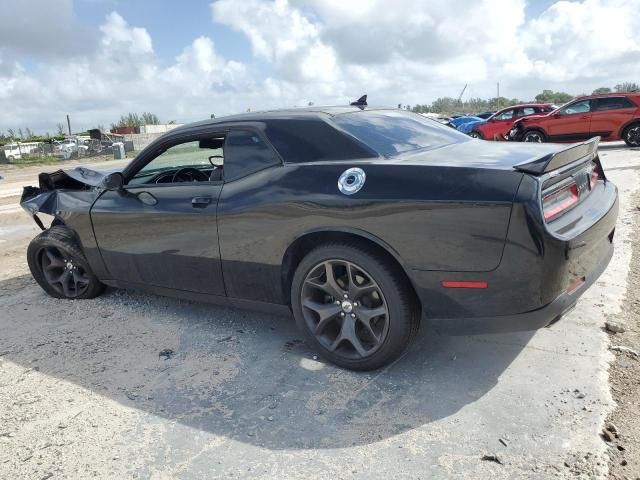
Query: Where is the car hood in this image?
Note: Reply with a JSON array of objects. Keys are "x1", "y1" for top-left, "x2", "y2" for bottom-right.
[{"x1": 389, "y1": 139, "x2": 564, "y2": 170}]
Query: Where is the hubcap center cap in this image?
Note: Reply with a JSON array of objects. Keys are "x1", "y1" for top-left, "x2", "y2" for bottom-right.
[
  {"x1": 341, "y1": 300, "x2": 354, "y2": 313},
  {"x1": 66, "y1": 262, "x2": 73, "y2": 270}
]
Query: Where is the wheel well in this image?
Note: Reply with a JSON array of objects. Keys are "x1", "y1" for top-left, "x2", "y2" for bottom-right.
[
  {"x1": 281, "y1": 231, "x2": 420, "y2": 308},
  {"x1": 522, "y1": 127, "x2": 547, "y2": 140}
]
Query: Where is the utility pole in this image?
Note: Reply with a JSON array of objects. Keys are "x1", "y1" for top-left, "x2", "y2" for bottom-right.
[
  {"x1": 66, "y1": 114, "x2": 71, "y2": 136},
  {"x1": 497, "y1": 82, "x2": 500, "y2": 98},
  {"x1": 457, "y1": 84, "x2": 468, "y2": 105}
]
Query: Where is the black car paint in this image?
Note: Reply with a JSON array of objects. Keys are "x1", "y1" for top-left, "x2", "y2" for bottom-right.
[{"x1": 21, "y1": 107, "x2": 618, "y2": 333}]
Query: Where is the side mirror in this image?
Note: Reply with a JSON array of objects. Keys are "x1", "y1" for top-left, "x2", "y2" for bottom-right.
[{"x1": 103, "y1": 172, "x2": 124, "y2": 191}]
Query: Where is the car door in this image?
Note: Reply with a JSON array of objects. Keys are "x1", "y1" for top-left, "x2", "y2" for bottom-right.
[
  {"x1": 590, "y1": 96, "x2": 636, "y2": 139},
  {"x1": 546, "y1": 99, "x2": 592, "y2": 141},
  {"x1": 90, "y1": 132, "x2": 226, "y2": 296},
  {"x1": 484, "y1": 108, "x2": 516, "y2": 139}
]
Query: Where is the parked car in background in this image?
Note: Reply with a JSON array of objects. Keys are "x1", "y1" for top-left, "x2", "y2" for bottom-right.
[
  {"x1": 54, "y1": 138, "x2": 89, "y2": 159},
  {"x1": 21, "y1": 105, "x2": 618, "y2": 370},
  {"x1": 2, "y1": 144, "x2": 23, "y2": 162},
  {"x1": 509, "y1": 93, "x2": 640, "y2": 146},
  {"x1": 465, "y1": 104, "x2": 556, "y2": 139},
  {"x1": 448, "y1": 115, "x2": 485, "y2": 129}
]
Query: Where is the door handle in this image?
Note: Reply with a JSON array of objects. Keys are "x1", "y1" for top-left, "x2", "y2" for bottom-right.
[
  {"x1": 192, "y1": 196, "x2": 213, "y2": 208},
  {"x1": 580, "y1": 115, "x2": 589, "y2": 119}
]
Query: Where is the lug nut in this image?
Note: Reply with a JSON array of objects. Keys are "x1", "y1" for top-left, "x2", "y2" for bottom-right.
[
  {"x1": 343, "y1": 294, "x2": 348, "y2": 299},
  {"x1": 351, "y1": 313, "x2": 356, "y2": 318},
  {"x1": 353, "y1": 302, "x2": 358, "y2": 306},
  {"x1": 340, "y1": 312, "x2": 345, "y2": 317}
]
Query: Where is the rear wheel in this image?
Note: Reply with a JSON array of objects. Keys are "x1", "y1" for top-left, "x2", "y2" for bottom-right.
[
  {"x1": 623, "y1": 123, "x2": 640, "y2": 147},
  {"x1": 469, "y1": 131, "x2": 483, "y2": 139},
  {"x1": 523, "y1": 130, "x2": 546, "y2": 143},
  {"x1": 27, "y1": 226, "x2": 105, "y2": 299},
  {"x1": 291, "y1": 243, "x2": 420, "y2": 370}
]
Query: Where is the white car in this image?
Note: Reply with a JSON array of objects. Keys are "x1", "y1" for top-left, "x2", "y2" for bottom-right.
[
  {"x1": 55, "y1": 139, "x2": 89, "y2": 159},
  {"x1": 2, "y1": 144, "x2": 22, "y2": 162}
]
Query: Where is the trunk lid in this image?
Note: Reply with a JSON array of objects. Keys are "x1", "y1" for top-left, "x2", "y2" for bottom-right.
[{"x1": 393, "y1": 138, "x2": 565, "y2": 170}]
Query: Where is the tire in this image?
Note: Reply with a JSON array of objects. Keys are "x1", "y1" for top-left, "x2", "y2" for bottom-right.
[
  {"x1": 623, "y1": 123, "x2": 640, "y2": 147},
  {"x1": 469, "y1": 131, "x2": 483, "y2": 139},
  {"x1": 7, "y1": 155, "x2": 15, "y2": 162},
  {"x1": 291, "y1": 242, "x2": 420, "y2": 370},
  {"x1": 27, "y1": 226, "x2": 105, "y2": 299},
  {"x1": 522, "y1": 129, "x2": 546, "y2": 143}
]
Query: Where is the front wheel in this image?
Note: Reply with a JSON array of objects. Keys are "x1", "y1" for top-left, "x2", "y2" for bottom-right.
[
  {"x1": 291, "y1": 243, "x2": 420, "y2": 370},
  {"x1": 523, "y1": 130, "x2": 546, "y2": 143},
  {"x1": 468, "y1": 131, "x2": 483, "y2": 139},
  {"x1": 623, "y1": 123, "x2": 640, "y2": 147},
  {"x1": 27, "y1": 226, "x2": 105, "y2": 299}
]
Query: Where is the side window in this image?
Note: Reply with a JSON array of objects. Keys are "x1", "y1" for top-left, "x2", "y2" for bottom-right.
[
  {"x1": 223, "y1": 130, "x2": 279, "y2": 181},
  {"x1": 493, "y1": 109, "x2": 514, "y2": 121},
  {"x1": 264, "y1": 119, "x2": 375, "y2": 163},
  {"x1": 129, "y1": 138, "x2": 224, "y2": 185},
  {"x1": 559, "y1": 100, "x2": 591, "y2": 115},
  {"x1": 519, "y1": 107, "x2": 535, "y2": 116},
  {"x1": 594, "y1": 97, "x2": 634, "y2": 111}
]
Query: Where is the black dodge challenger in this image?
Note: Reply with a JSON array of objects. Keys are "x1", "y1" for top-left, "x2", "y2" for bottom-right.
[{"x1": 21, "y1": 105, "x2": 618, "y2": 370}]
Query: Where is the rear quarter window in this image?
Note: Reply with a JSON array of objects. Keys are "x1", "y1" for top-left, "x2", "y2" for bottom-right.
[
  {"x1": 264, "y1": 119, "x2": 376, "y2": 163},
  {"x1": 595, "y1": 97, "x2": 635, "y2": 111}
]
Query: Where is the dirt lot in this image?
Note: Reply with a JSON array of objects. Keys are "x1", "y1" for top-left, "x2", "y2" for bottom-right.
[{"x1": 0, "y1": 146, "x2": 639, "y2": 479}]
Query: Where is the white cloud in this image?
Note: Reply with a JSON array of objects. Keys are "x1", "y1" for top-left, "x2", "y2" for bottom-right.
[{"x1": 0, "y1": 0, "x2": 639, "y2": 133}]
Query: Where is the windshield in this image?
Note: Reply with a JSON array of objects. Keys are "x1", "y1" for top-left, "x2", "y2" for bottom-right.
[{"x1": 332, "y1": 110, "x2": 465, "y2": 157}]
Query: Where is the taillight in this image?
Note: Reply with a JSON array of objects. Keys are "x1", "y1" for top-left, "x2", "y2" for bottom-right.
[
  {"x1": 590, "y1": 166, "x2": 599, "y2": 189},
  {"x1": 542, "y1": 182, "x2": 579, "y2": 221}
]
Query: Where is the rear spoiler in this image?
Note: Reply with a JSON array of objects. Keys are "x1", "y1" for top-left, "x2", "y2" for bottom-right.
[{"x1": 514, "y1": 137, "x2": 599, "y2": 175}]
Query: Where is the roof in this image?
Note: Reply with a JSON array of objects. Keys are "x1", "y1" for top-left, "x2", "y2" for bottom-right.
[
  {"x1": 172, "y1": 105, "x2": 397, "y2": 132},
  {"x1": 574, "y1": 92, "x2": 640, "y2": 100}
]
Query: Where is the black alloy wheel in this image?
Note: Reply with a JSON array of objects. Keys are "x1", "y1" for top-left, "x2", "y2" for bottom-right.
[
  {"x1": 38, "y1": 245, "x2": 91, "y2": 298},
  {"x1": 27, "y1": 225, "x2": 105, "y2": 299},
  {"x1": 291, "y1": 243, "x2": 419, "y2": 370},
  {"x1": 301, "y1": 259, "x2": 389, "y2": 359},
  {"x1": 624, "y1": 124, "x2": 640, "y2": 147}
]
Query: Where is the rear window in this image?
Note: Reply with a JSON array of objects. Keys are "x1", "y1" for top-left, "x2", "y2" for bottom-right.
[
  {"x1": 332, "y1": 110, "x2": 463, "y2": 157},
  {"x1": 595, "y1": 97, "x2": 635, "y2": 111},
  {"x1": 264, "y1": 119, "x2": 375, "y2": 163}
]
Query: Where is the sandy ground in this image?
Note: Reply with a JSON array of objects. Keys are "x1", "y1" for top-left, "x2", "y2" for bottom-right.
[
  {"x1": 605, "y1": 189, "x2": 640, "y2": 480},
  {"x1": 0, "y1": 145, "x2": 639, "y2": 479}
]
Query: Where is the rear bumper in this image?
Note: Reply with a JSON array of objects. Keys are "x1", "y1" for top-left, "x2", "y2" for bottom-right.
[
  {"x1": 427, "y1": 241, "x2": 613, "y2": 335},
  {"x1": 410, "y1": 176, "x2": 618, "y2": 335}
]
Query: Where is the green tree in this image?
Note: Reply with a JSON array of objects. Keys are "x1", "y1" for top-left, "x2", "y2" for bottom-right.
[
  {"x1": 112, "y1": 112, "x2": 161, "y2": 129},
  {"x1": 534, "y1": 90, "x2": 573, "y2": 104},
  {"x1": 614, "y1": 82, "x2": 639, "y2": 92},
  {"x1": 429, "y1": 97, "x2": 458, "y2": 114},
  {"x1": 141, "y1": 112, "x2": 160, "y2": 125},
  {"x1": 56, "y1": 123, "x2": 65, "y2": 136},
  {"x1": 592, "y1": 87, "x2": 611, "y2": 94},
  {"x1": 7, "y1": 128, "x2": 15, "y2": 139}
]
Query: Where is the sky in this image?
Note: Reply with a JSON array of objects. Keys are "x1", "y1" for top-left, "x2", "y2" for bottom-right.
[{"x1": 0, "y1": 0, "x2": 639, "y2": 134}]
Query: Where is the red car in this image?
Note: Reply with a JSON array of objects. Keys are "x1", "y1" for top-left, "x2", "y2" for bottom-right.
[
  {"x1": 468, "y1": 104, "x2": 555, "y2": 140},
  {"x1": 509, "y1": 93, "x2": 640, "y2": 146}
]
